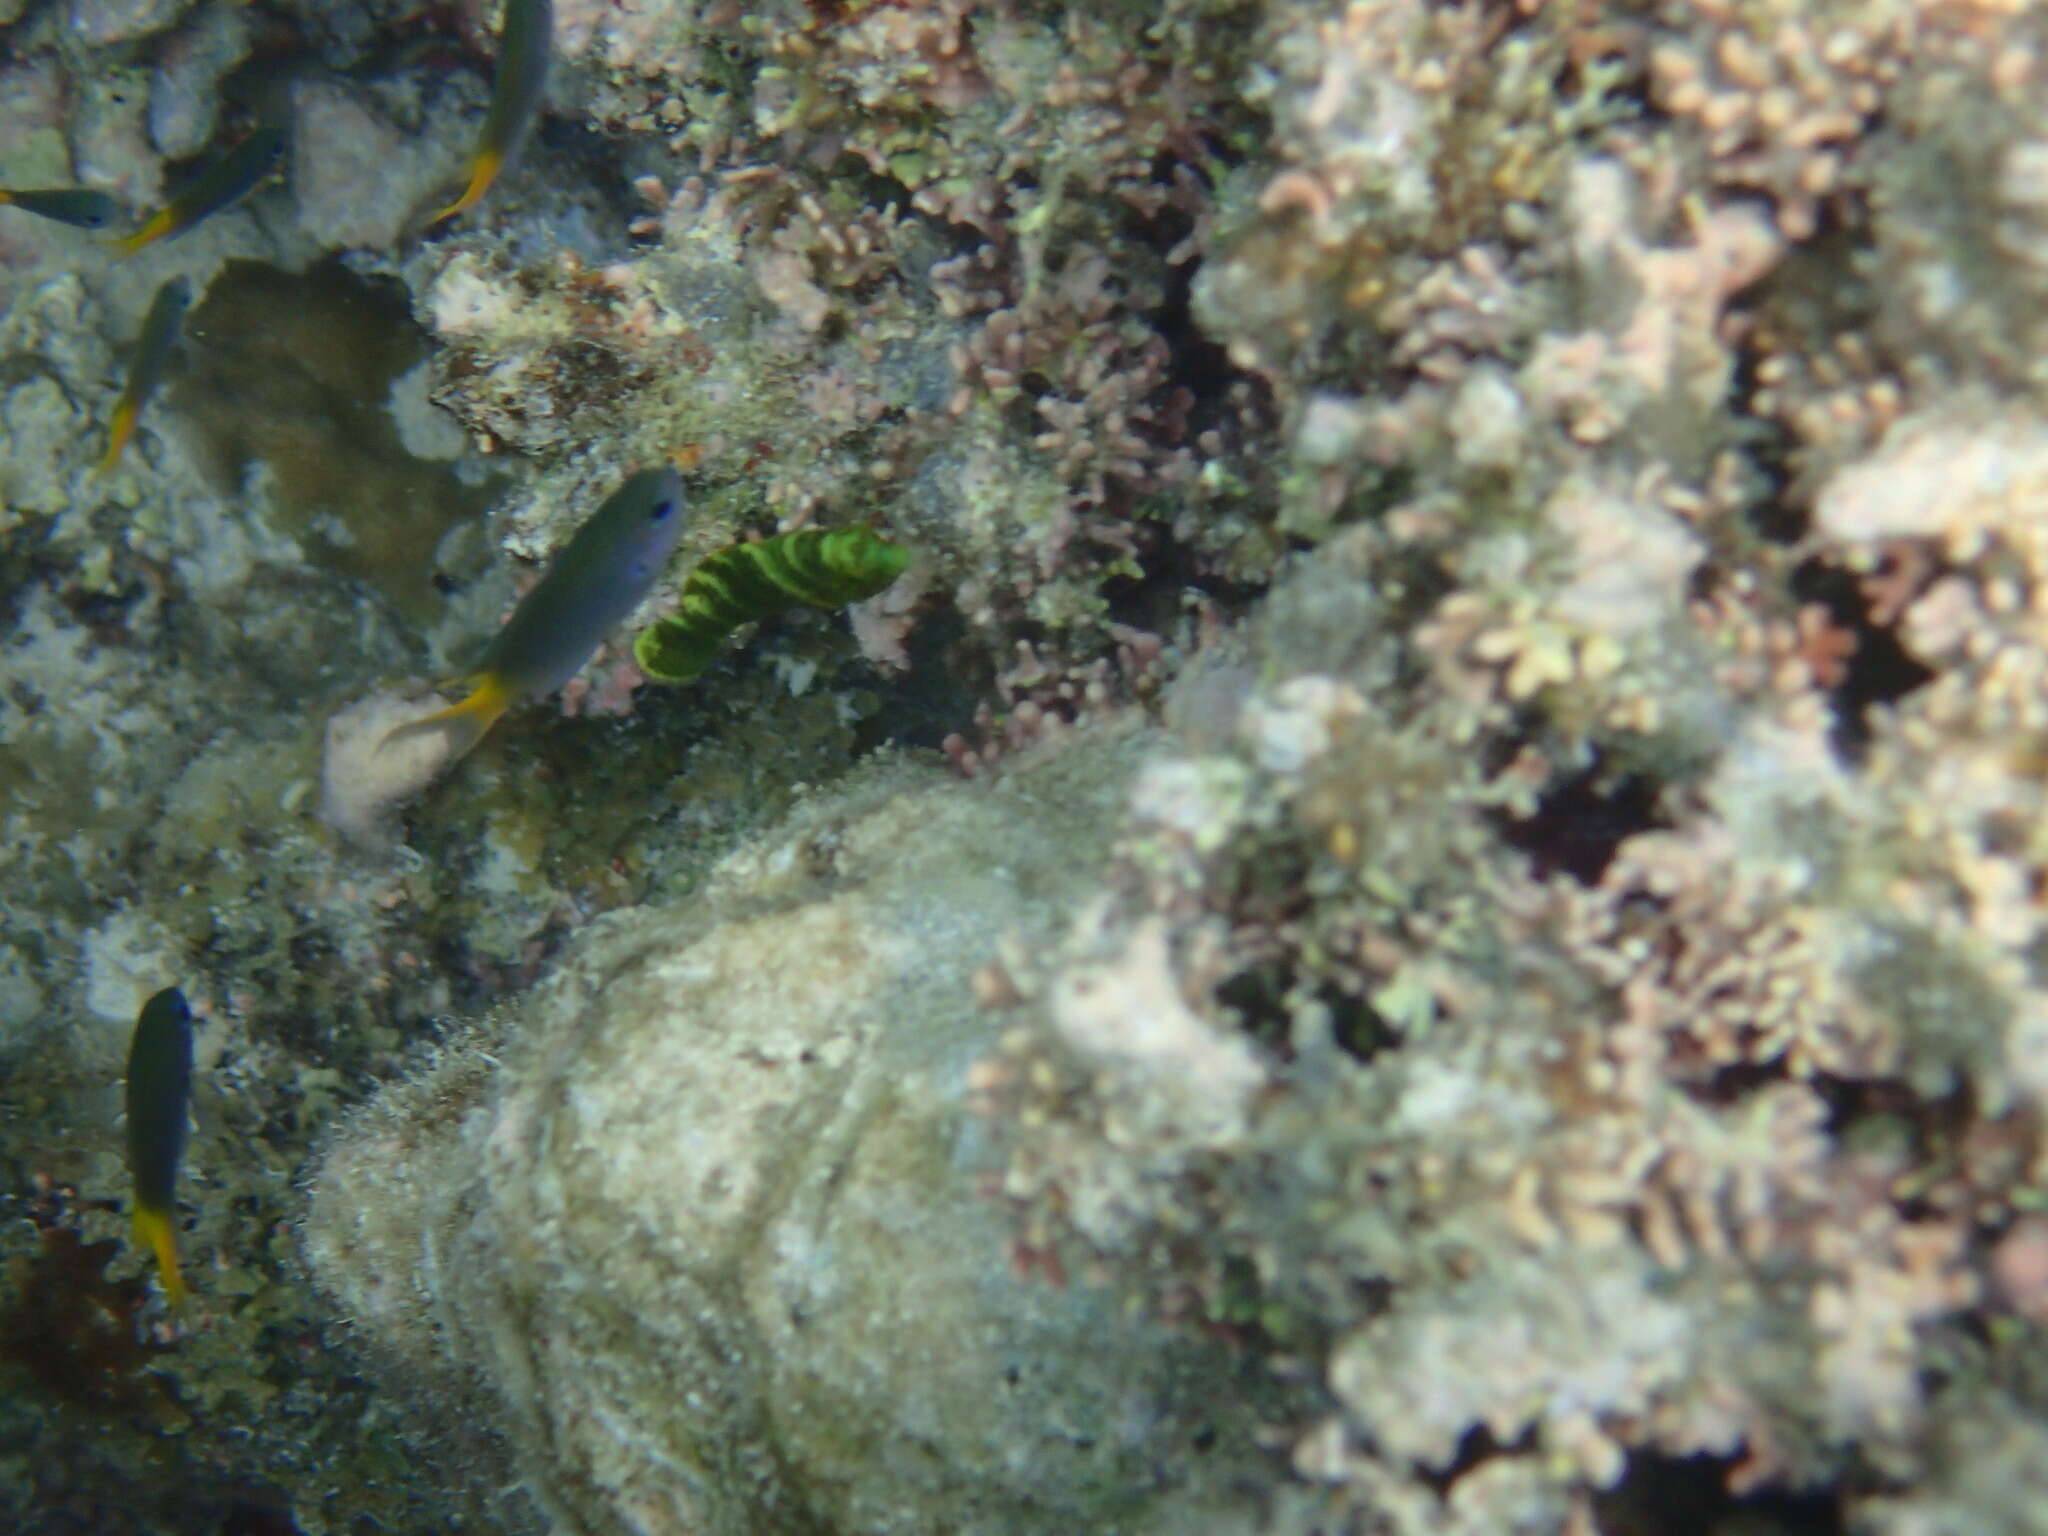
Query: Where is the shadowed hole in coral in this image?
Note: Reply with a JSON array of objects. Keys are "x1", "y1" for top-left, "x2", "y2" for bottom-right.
[
  {"x1": 1812, "y1": 1072, "x2": 1987, "y2": 1223},
  {"x1": 852, "y1": 603, "x2": 988, "y2": 754},
  {"x1": 534, "y1": 113, "x2": 631, "y2": 192},
  {"x1": 1152, "y1": 248, "x2": 1243, "y2": 422},
  {"x1": 1593, "y1": 1450, "x2": 1846, "y2": 1536},
  {"x1": 1734, "y1": 423, "x2": 1803, "y2": 544},
  {"x1": 1810, "y1": 1072, "x2": 1952, "y2": 1142},
  {"x1": 1412, "y1": 1426, "x2": 1536, "y2": 1498},
  {"x1": 217, "y1": 1498, "x2": 303, "y2": 1536},
  {"x1": 1675, "y1": 1057, "x2": 1787, "y2": 1107},
  {"x1": 1788, "y1": 559, "x2": 1933, "y2": 762},
  {"x1": 1214, "y1": 967, "x2": 1287, "y2": 1048},
  {"x1": 1099, "y1": 533, "x2": 1274, "y2": 640},
  {"x1": 1216, "y1": 969, "x2": 1392, "y2": 1064},
  {"x1": 1495, "y1": 761, "x2": 1665, "y2": 885},
  {"x1": 167, "y1": 259, "x2": 501, "y2": 627},
  {"x1": 1726, "y1": 217, "x2": 1882, "y2": 543}
]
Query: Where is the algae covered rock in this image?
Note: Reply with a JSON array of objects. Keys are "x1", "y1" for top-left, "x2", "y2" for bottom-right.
[{"x1": 304, "y1": 736, "x2": 1269, "y2": 1536}]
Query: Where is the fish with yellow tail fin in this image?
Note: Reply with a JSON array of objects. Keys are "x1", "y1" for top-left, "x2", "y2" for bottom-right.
[
  {"x1": 379, "y1": 466, "x2": 688, "y2": 762},
  {"x1": 632, "y1": 526, "x2": 909, "y2": 684},
  {"x1": 433, "y1": 0, "x2": 552, "y2": 224},
  {"x1": 0, "y1": 187, "x2": 120, "y2": 229},
  {"x1": 125, "y1": 987, "x2": 194, "y2": 1310},
  {"x1": 96, "y1": 275, "x2": 191, "y2": 477},
  {"x1": 107, "y1": 116, "x2": 286, "y2": 256}
]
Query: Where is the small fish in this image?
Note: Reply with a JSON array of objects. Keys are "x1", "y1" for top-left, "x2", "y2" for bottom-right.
[
  {"x1": 0, "y1": 186, "x2": 121, "y2": 230},
  {"x1": 434, "y1": 0, "x2": 552, "y2": 224},
  {"x1": 108, "y1": 117, "x2": 287, "y2": 256},
  {"x1": 96, "y1": 275, "x2": 192, "y2": 476},
  {"x1": 125, "y1": 987, "x2": 194, "y2": 1309},
  {"x1": 632, "y1": 526, "x2": 909, "y2": 684},
  {"x1": 382, "y1": 466, "x2": 689, "y2": 759}
]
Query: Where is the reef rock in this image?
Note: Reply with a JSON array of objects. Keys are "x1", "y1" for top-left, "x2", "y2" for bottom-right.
[{"x1": 304, "y1": 732, "x2": 1267, "y2": 1536}]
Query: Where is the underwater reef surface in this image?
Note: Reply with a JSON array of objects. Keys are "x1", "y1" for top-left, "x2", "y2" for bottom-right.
[
  {"x1": 3, "y1": 0, "x2": 2048, "y2": 1531},
  {"x1": 306, "y1": 732, "x2": 1275, "y2": 1535}
]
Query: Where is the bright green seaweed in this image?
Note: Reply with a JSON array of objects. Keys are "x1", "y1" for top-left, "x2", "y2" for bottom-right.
[{"x1": 634, "y1": 526, "x2": 908, "y2": 684}]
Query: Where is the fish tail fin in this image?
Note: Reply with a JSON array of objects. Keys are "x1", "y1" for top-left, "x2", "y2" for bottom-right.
[
  {"x1": 94, "y1": 401, "x2": 137, "y2": 476},
  {"x1": 431, "y1": 149, "x2": 504, "y2": 225},
  {"x1": 134, "y1": 1202, "x2": 187, "y2": 1309},
  {"x1": 0, "y1": 190, "x2": 14, "y2": 206},
  {"x1": 105, "y1": 209, "x2": 174, "y2": 257},
  {"x1": 374, "y1": 673, "x2": 514, "y2": 761}
]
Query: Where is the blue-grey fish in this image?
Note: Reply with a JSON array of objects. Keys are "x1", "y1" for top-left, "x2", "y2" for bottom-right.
[
  {"x1": 0, "y1": 187, "x2": 121, "y2": 229},
  {"x1": 381, "y1": 466, "x2": 688, "y2": 758}
]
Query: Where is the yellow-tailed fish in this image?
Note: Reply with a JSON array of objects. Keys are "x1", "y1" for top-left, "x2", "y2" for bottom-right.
[
  {"x1": 434, "y1": 0, "x2": 552, "y2": 224},
  {"x1": 633, "y1": 526, "x2": 909, "y2": 684},
  {"x1": 96, "y1": 275, "x2": 192, "y2": 477},
  {"x1": 0, "y1": 187, "x2": 121, "y2": 229},
  {"x1": 125, "y1": 986, "x2": 194, "y2": 1309},
  {"x1": 108, "y1": 117, "x2": 287, "y2": 256},
  {"x1": 381, "y1": 466, "x2": 688, "y2": 760}
]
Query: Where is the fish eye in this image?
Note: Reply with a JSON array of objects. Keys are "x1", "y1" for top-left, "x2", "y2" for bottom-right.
[{"x1": 649, "y1": 499, "x2": 676, "y2": 522}]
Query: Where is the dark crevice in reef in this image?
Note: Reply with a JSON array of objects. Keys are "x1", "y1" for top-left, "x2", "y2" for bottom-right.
[
  {"x1": 1153, "y1": 250, "x2": 1241, "y2": 417},
  {"x1": 215, "y1": 1498, "x2": 304, "y2": 1536},
  {"x1": 1099, "y1": 526, "x2": 1272, "y2": 642},
  {"x1": 1674, "y1": 1057, "x2": 1787, "y2": 1108},
  {"x1": 1496, "y1": 760, "x2": 1667, "y2": 886},
  {"x1": 1217, "y1": 968, "x2": 1397, "y2": 1066},
  {"x1": 1724, "y1": 214, "x2": 1883, "y2": 546},
  {"x1": 1720, "y1": 344, "x2": 1804, "y2": 547},
  {"x1": 1811, "y1": 1070, "x2": 1979, "y2": 1154},
  {"x1": 1787, "y1": 557, "x2": 1934, "y2": 762},
  {"x1": 1413, "y1": 1426, "x2": 1537, "y2": 1499},
  {"x1": 851, "y1": 602, "x2": 989, "y2": 754},
  {"x1": 1593, "y1": 1450, "x2": 1848, "y2": 1536}
]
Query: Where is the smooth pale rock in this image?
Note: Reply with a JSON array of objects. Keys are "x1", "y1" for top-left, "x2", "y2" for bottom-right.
[
  {"x1": 147, "y1": 4, "x2": 251, "y2": 159},
  {"x1": 292, "y1": 80, "x2": 469, "y2": 252},
  {"x1": 306, "y1": 732, "x2": 1269, "y2": 1536},
  {"x1": 67, "y1": 68, "x2": 162, "y2": 207}
]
